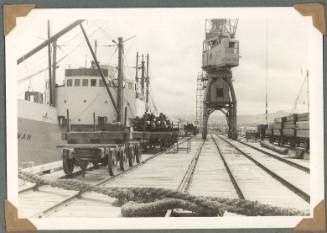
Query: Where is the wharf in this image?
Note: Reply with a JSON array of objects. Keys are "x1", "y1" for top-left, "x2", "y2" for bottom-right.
[{"x1": 18, "y1": 135, "x2": 310, "y2": 218}]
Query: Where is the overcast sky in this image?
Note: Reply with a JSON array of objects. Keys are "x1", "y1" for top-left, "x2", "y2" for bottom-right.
[{"x1": 13, "y1": 7, "x2": 312, "y2": 116}]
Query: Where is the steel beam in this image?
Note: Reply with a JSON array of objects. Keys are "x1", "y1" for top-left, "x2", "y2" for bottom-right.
[
  {"x1": 79, "y1": 24, "x2": 118, "y2": 115},
  {"x1": 17, "y1": 20, "x2": 84, "y2": 65}
]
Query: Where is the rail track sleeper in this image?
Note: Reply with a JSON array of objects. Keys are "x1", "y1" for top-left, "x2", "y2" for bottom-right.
[
  {"x1": 211, "y1": 135, "x2": 245, "y2": 200},
  {"x1": 165, "y1": 139, "x2": 205, "y2": 217},
  {"x1": 33, "y1": 192, "x2": 80, "y2": 218},
  {"x1": 218, "y1": 135, "x2": 310, "y2": 203},
  {"x1": 238, "y1": 140, "x2": 309, "y2": 173},
  {"x1": 25, "y1": 138, "x2": 191, "y2": 218},
  {"x1": 19, "y1": 164, "x2": 97, "y2": 194}
]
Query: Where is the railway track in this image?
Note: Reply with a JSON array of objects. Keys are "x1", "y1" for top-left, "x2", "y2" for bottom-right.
[
  {"x1": 18, "y1": 137, "x2": 194, "y2": 218},
  {"x1": 45, "y1": 138, "x2": 203, "y2": 218},
  {"x1": 215, "y1": 135, "x2": 310, "y2": 204},
  {"x1": 19, "y1": 165, "x2": 96, "y2": 193},
  {"x1": 237, "y1": 140, "x2": 310, "y2": 173},
  {"x1": 186, "y1": 135, "x2": 309, "y2": 213},
  {"x1": 19, "y1": 135, "x2": 309, "y2": 218}
]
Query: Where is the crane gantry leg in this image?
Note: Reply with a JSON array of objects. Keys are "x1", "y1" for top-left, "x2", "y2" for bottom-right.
[{"x1": 201, "y1": 70, "x2": 238, "y2": 140}]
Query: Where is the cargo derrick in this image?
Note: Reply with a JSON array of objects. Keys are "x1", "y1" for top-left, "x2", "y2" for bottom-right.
[{"x1": 201, "y1": 19, "x2": 239, "y2": 140}]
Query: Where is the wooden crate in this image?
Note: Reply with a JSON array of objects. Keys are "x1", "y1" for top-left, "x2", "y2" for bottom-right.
[
  {"x1": 282, "y1": 128, "x2": 295, "y2": 136},
  {"x1": 286, "y1": 114, "x2": 297, "y2": 121},
  {"x1": 296, "y1": 121, "x2": 309, "y2": 130},
  {"x1": 265, "y1": 128, "x2": 273, "y2": 135},
  {"x1": 272, "y1": 122, "x2": 282, "y2": 129},
  {"x1": 297, "y1": 112, "x2": 309, "y2": 121},
  {"x1": 296, "y1": 129, "x2": 309, "y2": 138},
  {"x1": 284, "y1": 121, "x2": 296, "y2": 129},
  {"x1": 273, "y1": 129, "x2": 281, "y2": 136},
  {"x1": 274, "y1": 117, "x2": 283, "y2": 123}
]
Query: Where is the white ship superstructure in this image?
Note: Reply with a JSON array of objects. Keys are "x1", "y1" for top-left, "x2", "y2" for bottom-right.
[
  {"x1": 56, "y1": 65, "x2": 145, "y2": 127},
  {"x1": 17, "y1": 20, "x2": 149, "y2": 167}
]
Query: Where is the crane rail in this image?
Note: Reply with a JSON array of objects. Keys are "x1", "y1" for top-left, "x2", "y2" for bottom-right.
[
  {"x1": 19, "y1": 137, "x2": 191, "y2": 218},
  {"x1": 18, "y1": 135, "x2": 309, "y2": 218},
  {"x1": 237, "y1": 140, "x2": 309, "y2": 173},
  {"x1": 217, "y1": 135, "x2": 310, "y2": 203}
]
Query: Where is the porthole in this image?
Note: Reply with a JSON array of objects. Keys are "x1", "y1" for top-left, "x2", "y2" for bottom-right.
[
  {"x1": 83, "y1": 100, "x2": 87, "y2": 103},
  {"x1": 64, "y1": 100, "x2": 67, "y2": 103}
]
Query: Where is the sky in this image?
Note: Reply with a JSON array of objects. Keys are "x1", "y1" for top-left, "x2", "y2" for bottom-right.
[{"x1": 12, "y1": 7, "x2": 312, "y2": 116}]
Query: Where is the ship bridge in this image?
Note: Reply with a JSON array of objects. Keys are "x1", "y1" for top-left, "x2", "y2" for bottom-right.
[
  {"x1": 55, "y1": 65, "x2": 143, "y2": 127},
  {"x1": 63, "y1": 66, "x2": 135, "y2": 90}
]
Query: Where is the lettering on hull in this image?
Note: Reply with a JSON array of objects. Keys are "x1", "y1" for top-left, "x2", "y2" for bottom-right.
[{"x1": 18, "y1": 132, "x2": 32, "y2": 140}]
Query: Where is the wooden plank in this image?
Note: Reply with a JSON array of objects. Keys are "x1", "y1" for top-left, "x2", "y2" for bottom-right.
[
  {"x1": 223, "y1": 138, "x2": 310, "y2": 195},
  {"x1": 57, "y1": 143, "x2": 120, "y2": 148},
  {"x1": 214, "y1": 136, "x2": 309, "y2": 210},
  {"x1": 187, "y1": 139, "x2": 238, "y2": 198},
  {"x1": 39, "y1": 139, "x2": 203, "y2": 217},
  {"x1": 21, "y1": 160, "x2": 62, "y2": 174},
  {"x1": 245, "y1": 141, "x2": 310, "y2": 169}
]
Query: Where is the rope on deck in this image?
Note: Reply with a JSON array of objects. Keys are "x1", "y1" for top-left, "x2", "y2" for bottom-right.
[{"x1": 19, "y1": 170, "x2": 308, "y2": 217}]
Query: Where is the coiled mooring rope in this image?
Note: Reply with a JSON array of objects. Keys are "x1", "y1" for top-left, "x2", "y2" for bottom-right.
[{"x1": 19, "y1": 170, "x2": 309, "y2": 217}]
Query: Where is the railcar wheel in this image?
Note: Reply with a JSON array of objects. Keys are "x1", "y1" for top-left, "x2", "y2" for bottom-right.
[
  {"x1": 92, "y1": 161, "x2": 99, "y2": 169},
  {"x1": 101, "y1": 155, "x2": 108, "y2": 166},
  {"x1": 63, "y1": 152, "x2": 74, "y2": 176},
  {"x1": 127, "y1": 145, "x2": 134, "y2": 167},
  {"x1": 119, "y1": 149, "x2": 127, "y2": 171},
  {"x1": 80, "y1": 160, "x2": 89, "y2": 177},
  {"x1": 80, "y1": 161, "x2": 88, "y2": 170},
  {"x1": 135, "y1": 145, "x2": 142, "y2": 163},
  {"x1": 107, "y1": 151, "x2": 114, "y2": 176}
]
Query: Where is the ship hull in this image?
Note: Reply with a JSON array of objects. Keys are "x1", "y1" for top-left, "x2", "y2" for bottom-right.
[
  {"x1": 18, "y1": 118, "x2": 63, "y2": 167},
  {"x1": 18, "y1": 99, "x2": 65, "y2": 167}
]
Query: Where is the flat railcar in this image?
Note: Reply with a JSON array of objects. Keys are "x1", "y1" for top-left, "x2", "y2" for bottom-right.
[
  {"x1": 58, "y1": 130, "x2": 141, "y2": 176},
  {"x1": 263, "y1": 113, "x2": 309, "y2": 153}
]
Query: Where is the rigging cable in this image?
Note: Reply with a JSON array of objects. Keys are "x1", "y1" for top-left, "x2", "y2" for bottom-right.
[
  {"x1": 70, "y1": 90, "x2": 105, "y2": 121},
  {"x1": 265, "y1": 19, "x2": 269, "y2": 124},
  {"x1": 17, "y1": 21, "x2": 108, "y2": 83},
  {"x1": 125, "y1": 100, "x2": 135, "y2": 118},
  {"x1": 149, "y1": 93, "x2": 159, "y2": 114},
  {"x1": 292, "y1": 70, "x2": 308, "y2": 113}
]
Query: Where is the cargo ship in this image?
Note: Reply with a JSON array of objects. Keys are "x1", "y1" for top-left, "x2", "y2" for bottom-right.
[{"x1": 17, "y1": 20, "x2": 149, "y2": 167}]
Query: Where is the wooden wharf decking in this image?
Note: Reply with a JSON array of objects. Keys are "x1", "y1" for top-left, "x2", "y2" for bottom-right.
[
  {"x1": 219, "y1": 135, "x2": 310, "y2": 199},
  {"x1": 18, "y1": 140, "x2": 202, "y2": 218},
  {"x1": 187, "y1": 138, "x2": 238, "y2": 198},
  {"x1": 241, "y1": 140, "x2": 310, "y2": 170},
  {"x1": 49, "y1": 140, "x2": 202, "y2": 217},
  {"x1": 18, "y1": 135, "x2": 310, "y2": 218},
  {"x1": 212, "y1": 135, "x2": 309, "y2": 210}
]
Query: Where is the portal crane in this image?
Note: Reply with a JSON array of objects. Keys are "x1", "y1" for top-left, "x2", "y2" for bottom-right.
[{"x1": 201, "y1": 19, "x2": 239, "y2": 140}]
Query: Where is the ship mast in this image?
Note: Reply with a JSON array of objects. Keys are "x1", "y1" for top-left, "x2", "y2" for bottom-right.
[
  {"x1": 141, "y1": 55, "x2": 145, "y2": 97},
  {"x1": 145, "y1": 54, "x2": 150, "y2": 112},
  {"x1": 116, "y1": 37, "x2": 124, "y2": 123},
  {"x1": 47, "y1": 20, "x2": 52, "y2": 106},
  {"x1": 17, "y1": 20, "x2": 85, "y2": 107},
  {"x1": 51, "y1": 39, "x2": 57, "y2": 106},
  {"x1": 135, "y1": 52, "x2": 139, "y2": 84}
]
